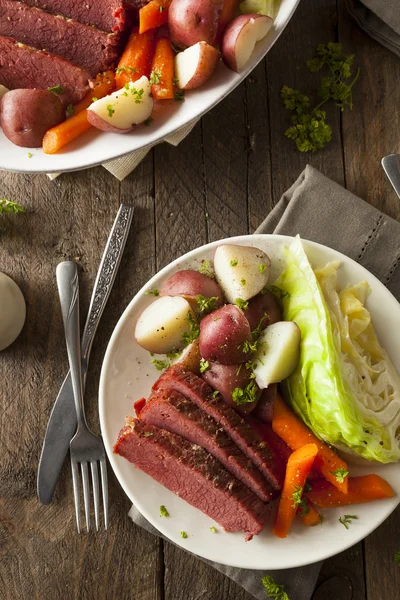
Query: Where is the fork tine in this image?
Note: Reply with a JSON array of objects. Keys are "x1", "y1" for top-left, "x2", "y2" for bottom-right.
[
  {"x1": 90, "y1": 461, "x2": 100, "y2": 532},
  {"x1": 100, "y1": 459, "x2": 109, "y2": 530},
  {"x1": 71, "y1": 459, "x2": 81, "y2": 533},
  {"x1": 81, "y1": 462, "x2": 91, "y2": 532}
]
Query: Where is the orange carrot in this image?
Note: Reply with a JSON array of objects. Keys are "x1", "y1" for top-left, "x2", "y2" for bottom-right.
[
  {"x1": 298, "y1": 498, "x2": 322, "y2": 526},
  {"x1": 306, "y1": 475, "x2": 395, "y2": 508},
  {"x1": 139, "y1": 0, "x2": 171, "y2": 34},
  {"x1": 150, "y1": 37, "x2": 174, "y2": 100},
  {"x1": 216, "y1": 0, "x2": 239, "y2": 42},
  {"x1": 115, "y1": 28, "x2": 155, "y2": 89},
  {"x1": 43, "y1": 110, "x2": 91, "y2": 154},
  {"x1": 272, "y1": 443, "x2": 318, "y2": 539},
  {"x1": 74, "y1": 70, "x2": 115, "y2": 114},
  {"x1": 272, "y1": 394, "x2": 349, "y2": 494}
]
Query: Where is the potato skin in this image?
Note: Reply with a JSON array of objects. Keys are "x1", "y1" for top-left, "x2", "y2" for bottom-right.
[
  {"x1": 243, "y1": 290, "x2": 281, "y2": 331},
  {"x1": 202, "y1": 362, "x2": 259, "y2": 415},
  {"x1": 87, "y1": 109, "x2": 133, "y2": 133},
  {"x1": 199, "y1": 304, "x2": 252, "y2": 364},
  {"x1": 160, "y1": 269, "x2": 224, "y2": 308},
  {"x1": 175, "y1": 42, "x2": 220, "y2": 90},
  {"x1": 0, "y1": 89, "x2": 65, "y2": 147},
  {"x1": 252, "y1": 383, "x2": 277, "y2": 423},
  {"x1": 168, "y1": 0, "x2": 224, "y2": 49}
]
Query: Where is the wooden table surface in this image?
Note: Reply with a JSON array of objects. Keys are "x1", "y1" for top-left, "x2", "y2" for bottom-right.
[{"x1": 1, "y1": 0, "x2": 400, "y2": 598}]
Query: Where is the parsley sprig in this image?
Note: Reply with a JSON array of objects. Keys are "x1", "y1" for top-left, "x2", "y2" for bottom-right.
[
  {"x1": 196, "y1": 294, "x2": 219, "y2": 315},
  {"x1": 261, "y1": 575, "x2": 289, "y2": 600},
  {"x1": 330, "y1": 467, "x2": 349, "y2": 483},
  {"x1": 395, "y1": 550, "x2": 400, "y2": 566},
  {"x1": 0, "y1": 198, "x2": 26, "y2": 214},
  {"x1": 282, "y1": 43, "x2": 360, "y2": 153},
  {"x1": 339, "y1": 514, "x2": 358, "y2": 529},
  {"x1": 232, "y1": 380, "x2": 258, "y2": 405},
  {"x1": 182, "y1": 311, "x2": 200, "y2": 346}
]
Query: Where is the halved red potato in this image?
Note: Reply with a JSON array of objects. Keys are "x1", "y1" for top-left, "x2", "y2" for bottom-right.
[
  {"x1": 169, "y1": 0, "x2": 224, "y2": 49},
  {"x1": 222, "y1": 14, "x2": 272, "y2": 72},
  {"x1": 199, "y1": 304, "x2": 252, "y2": 364},
  {"x1": 202, "y1": 361, "x2": 259, "y2": 415},
  {"x1": 243, "y1": 290, "x2": 281, "y2": 330},
  {"x1": 160, "y1": 269, "x2": 224, "y2": 308},
  {"x1": 87, "y1": 76, "x2": 153, "y2": 133},
  {"x1": 175, "y1": 42, "x2": 220, "y2": 90},
  {"x1": 174, "y1": 339, "x2": 201, "y2": 372}
]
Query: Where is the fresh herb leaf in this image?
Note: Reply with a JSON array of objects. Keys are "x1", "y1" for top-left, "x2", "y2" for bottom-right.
[
  {"x1": 150, "y1": 69, "x2": 162, "y2": 85},
  {"x1": 196, "y1": 294, "x2": 219, "y2": 314},
  {"x1": 330, "y1": 467, "x2": 349, "y2": 484},
  {"x1": 116, "y1": 65, "x2": 139, "y2": 75},
  {"x1": 240, "y1": 278, "x2": 246, "y2": 286},
  {"x1": 269, "y1": 285, "x2": 290, "y2": 300},
  {"x1": 160, "y1": 505, "x2": 169, "y2": 517},
  {"x1": 199, "y1": 358, "x2": 210, "y2": 373},
  {"x1": 106, "y1": 103, "x2": 115, "y2": 117},
  {"x1": 240, "y1": 339, "x2": 259, "y2": 354},
  {"x1": 172, "y1": 77, "x2": 180, "y2": 85},
  {"x1": 235, "y1": 298, "x2": 249, "y2": 311},
  {"x1": 144, "y1": 117, "x2": 153, "y2": 126},
  {"x1": 232, "y1": 380, "x2": 258, "y2": 405},
  {"x1": 199, "y1": 260, "x2": 215, "y2": 278},
  {"x1": 66, "y1": 103, "x2": 75, "y2": 117},
  {"x1": 0, "y1": 199, "x2": 26, "y2": 214},
  {"x1": 174, "y1": 90, "x2": 184, "y2": 101},
  {"x1": 339, "y1": 514, "x2": 358, "y2": 529},
  {"x1": 303, "y1": 481, "x2": 312, "y2": 493},
  {"x1": 151, "y1": 358, "x2": 170, "y2": 371},
  {"x1": 48, "y1": 84, "x2": 64, "y2": 95},
  {"x1": 261, "y1": 575, "x2": 289, "y2": 600},
  {"x1": 210, "y1": 526, "x2": 217, "y2": 533},
  {"x1": 182, "y1": 312, "x2": 200, "y2": 346},
  {"x1": 395, "y1": 550, "x2": 400, "y2": 566},
  {"x1": 171, "y1": 42, "x2": 181, "y2": 54},
  {"x1": 230, "y1": 258, "x2": 238, "y2": 267},
  {"x1": 166, "y1": 350, "x2": 181, "y2": 360},
  {"x1": 159, "y1": 5, "x2": 165, "y2": 11},
  {"x1": 211, "y1": 390, "x2": 219, "y2": 398},
  {"x1": 258, "y1": 263, "x2": 268, "y2": 274},
  {"x1": 27, "y1": 152, "x2": 33, "y2": 158},
  {"x1": 251, "y1": 315, "x2": 269, "y2": 341},
  {"x1": 145, "y1": 288, "x2": 159, "y2": 296},
  {"x1": 291, "y1": 485, "x2": 304, "y2": 509},
  {"x1": 91, "y1": 96, "x2": 98, "y2": 102},
  {"x1": 180, "y1": 531, "x2": 188, "y2": 539},
  {"x1": 299, "y1": 498, "x2": 310, "y2": 517}
]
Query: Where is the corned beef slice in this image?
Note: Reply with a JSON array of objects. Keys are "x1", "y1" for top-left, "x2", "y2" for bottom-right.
[
  {"x1": 141, "y1": 388, "x2": 274, "y2": 502},
  {"x1": 0, "y1": 1, "x2": 119, "y2": 76},
  {"x1": 114, "y1": 418, "x2": 266, "y2": 537},
  {"x1": 19, "y1": 0, "x2": 136, "y2": 32},
  {"x1": 153, "y1": 365, "x2": 282, "y2": 491},
  {"x1": 0, "y1": 36, "x2": 89, "y2": 103}
]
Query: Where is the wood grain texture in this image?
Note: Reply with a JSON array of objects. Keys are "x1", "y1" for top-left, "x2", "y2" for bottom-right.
[{"x1": 1, "y1": 0, "x2": 400, "y2": 598}]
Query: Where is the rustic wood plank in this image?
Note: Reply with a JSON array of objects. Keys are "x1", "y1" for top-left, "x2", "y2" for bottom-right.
[{"x1": 313, "y1": 543, "x2": 366, "y2": 600}]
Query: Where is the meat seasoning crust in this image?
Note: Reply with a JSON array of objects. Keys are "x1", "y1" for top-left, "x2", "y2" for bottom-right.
[{"x1": 114, "y1": 419, "x2": 267, "y2": 539}]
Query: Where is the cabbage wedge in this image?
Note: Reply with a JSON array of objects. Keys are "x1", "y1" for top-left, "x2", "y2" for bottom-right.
[{"x1": 274, "y1": 235, "x2": 400, "y2": 463}]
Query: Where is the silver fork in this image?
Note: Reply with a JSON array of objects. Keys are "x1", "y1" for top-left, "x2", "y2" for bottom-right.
[{"x1": 56, "y1": 261, "x2": 108, "y2": 532}]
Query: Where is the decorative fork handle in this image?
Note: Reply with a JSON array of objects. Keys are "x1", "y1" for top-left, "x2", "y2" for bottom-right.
[{"x1": 56, "y1": 262, "x2": 86, "y2": 430}]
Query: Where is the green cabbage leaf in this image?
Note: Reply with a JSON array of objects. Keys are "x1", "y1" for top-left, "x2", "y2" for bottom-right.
[
  {"x1": 240, "y1": 0, "x2": 275, "y2": 18},
  {"x1": 274, "y1": 235, "x2": 400, "y2": 463}
]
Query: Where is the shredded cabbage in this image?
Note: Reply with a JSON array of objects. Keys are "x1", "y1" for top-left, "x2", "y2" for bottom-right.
[
  {"x1": 275, "y1": 235, "x2": 400, "y2": 463},
  {"x1": 240, "y1": 0, "x2": 275, "y2": 18}
]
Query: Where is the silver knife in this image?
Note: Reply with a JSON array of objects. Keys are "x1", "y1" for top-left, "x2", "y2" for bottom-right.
[
  {"x1": 37, "y1": 203, "x2": 134, "y2": 504},
  {"x1": 382, "y1": 154, "x2": 400, "y2": 200}
]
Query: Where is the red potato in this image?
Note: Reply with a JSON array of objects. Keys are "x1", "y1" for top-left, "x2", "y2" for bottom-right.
[
  {"x1": 252, "y1": 383, "x2": 277, "y2": 423},
  {"x1": 243, "y1": 290, "x2": 281, "y2": 330},
  {"x1": 202, "y1": 362, "x2": 259, "y2": 414},
  {"x1": 199, "y1": 304, "x2": 252, "y2": 364},
  {"x1": 87, "y1": 76, "x2": 153, "y2": 133},
  {"x1": 175, "y1": 42, "x2": 220, "y2": 90},
  {"x1": 0, "y1": 89, "x2": 65, "y2": 148},
  {"x1": 168, "y1": 0, "x2": 224, "y2": 49},
  {"x1": 160, "y1": 269, "x2": 224, "y2": 308},
  {"x1": 174, "y1": 339, "x2": 201, "y2": 373},
  {"x1": 222, "y1": 14, "x2": 273, "y2": 72}
]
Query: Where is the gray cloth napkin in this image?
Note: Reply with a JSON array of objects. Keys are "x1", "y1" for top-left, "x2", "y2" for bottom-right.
[
  {"x1": 129, "y1": 164, "x2": 400, "y2": 599},
  {"x1": 346, "y1": 0, "x2": 400, "y2": 57}
]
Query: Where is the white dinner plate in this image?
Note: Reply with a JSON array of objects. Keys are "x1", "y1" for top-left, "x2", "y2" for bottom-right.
[
  {"x1": 99, "y1": 234, "x2": 400, "y2": 570},
  {"x1": 0, "y1": 0, "x2": 300, "y2": 174}
]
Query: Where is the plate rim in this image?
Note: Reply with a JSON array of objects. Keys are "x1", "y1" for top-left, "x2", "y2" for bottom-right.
[{"x1": 99, "y1": 233, "x2": 400, "y2": 569}]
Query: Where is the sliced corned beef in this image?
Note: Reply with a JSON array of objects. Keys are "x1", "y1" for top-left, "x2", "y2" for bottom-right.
[
  {"x1": 0, "y1": 1, "x2": 119, "y2": 76},
  {"x1": 153, "y1": 365, "x2": 282, "y2": 491},
  {"x1": 114, "y1": 418, "x2": 266, "y2": 538},
  {"x1": 20, "y1": 0, "x2": 146, "y2": 32},
  {"x1": 0, "y1": 36, "x2": 89, "y2": 103},
  {"x1": 141, "y1": 388, "x2": 274, "y2": 502}
]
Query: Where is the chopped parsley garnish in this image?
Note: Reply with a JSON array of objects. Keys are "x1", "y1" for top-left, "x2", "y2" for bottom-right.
[
  {"x1": 91, "y1": 97, "x2": 98, "y2": 103},
  {"x1": 174, "y1": 90, "x2": 184, "y2": 101},
  {"x1": 160, "y1": 505, "x2": 169, "y2": 517},
  {"x1": 211, "y1": 390, "x2": 219, "y2": 398},
  {"x1": 144, "y1": 117, "x2": 153, "y2": 126},
  {"x1": 116, "y1": 65, "x2": 139, "y2": 75},
  {"x1": 159, "y1": 5, "x2": 165, "y2": 12},
  {"x1": 269, "y1": 285, "x2": 290, "y2": 300},
  {"x1": 66, "y1": 103, "x2": 75, "y2": 117},
  {"x1": 303, "y1": 481, "x2": 312, "y2": 493},
  {"x1": 0, "y1": 198, "x2": 26, "y2": 214},
  {"x1": 209, "y1": 526, "x2": 217, "y2": 533},
  {"x1": 145, "y1": 288, "x2": 159, "y2": 296},
  {"x1": 261, "y1": 575, "x2": 289, "y2": 600},
  {"x1": 199, "y1": 260, "x2": 215, "y2": 278},
  {"x1": 150, "y1": 69, "x2": 162, "y2": 85},
  {"x1": 230, "y1": 258, "x2": 238, "y2": 267},
  {"x1": 182, "y1": 312, "x2": 200, "y2": 346},
  {"x1": 48, "y1": 84, "x2": 64, "y2": 95},
  {"x1": 151, "y1": 358, "x2": 170, "y2": 371},
  {"x1": 330, "y1": 467, "x2": 349, "y2": 483},
  {"x1": 232, "y1": 381, "x2": 258, "y2": 405},
  {"x1": 395, "y1": 550, "x2": 400, "y2": 566},
  {"x1": 27, "y1": 152, "x2": 33, "y2": 158},
  {"x1": 171, "y1": 42, "x2": 181, "y2": 54},
  {"x1": 339, "y1": 514, "x2": 358, "y2": 529},
  {"x1": 124, "y1": 84, "x2": 144, "y2": 103},
  {"x1": 258, "y1": 263, "x2": 268, "y2": 274},
  {"x1": 106, "y1": 104, "x2": 115, "y2": 117},
  {"x1": 196, "y1": 294, "x2": 219, "y2": 314},
  {"x1": 240, "y1": 339, "x2": 259, "y2": 354},
  {"x1": 172, "y1": 78, "x2": 180, "y2": 86},
  {"x1": 291, "y1": 486, "x2": 304, "y2": 509},
  {"x1": 166, "y1": 350, "x2": 181, "y2": 360},
  {"x1": 180, "y1": 531, "x2": 188, "y2": 539},
  {"x1": 235, "y1": 298, "x2": 249, "y2": 311},
  {"x1": 251, "y1": 315, "x2": 268, "y2": 341},
  {"x1": 199, "y1": 358, "x2": 210, "y2": 373},
  {"x1": 240, "y1": 278, "x2": 246, "y2": 286}
]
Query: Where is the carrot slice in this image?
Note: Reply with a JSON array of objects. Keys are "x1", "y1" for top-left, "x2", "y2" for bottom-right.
[
  {"x1": 150, "y1": 37, "x2": 174, "y2": 100},
  {"x1": 216, "y1": 0, "x2": 239, "y2": 42},
  {"x1": 272, "y1": 394, "x2": 349, "y2": 494},
  {"x1": 306, "y1": 475, "x2": 395, "y2": 508},
  {"x1": 74, "y1": 70, "x2": 115, "y2": 114},
  {"x1": 272, "y1": 443, "x2": 318, "y2": 539},
  {"x1": 139, "y1": 0, "x2": 171, "y2": 34},
  {"x1": 298, "y1": 498, "x2": 322, "y2": 526},
  {"x1": 115, "y1": 28, "x2": 155, "y2": 89}
]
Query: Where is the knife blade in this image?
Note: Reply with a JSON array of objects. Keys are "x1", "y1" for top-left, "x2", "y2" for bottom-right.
[
  {"x1": 382, "y1": 154, "x2": 400, "y2": 200},
  {"x1": 37, "y1": 203, "x2": 134, "y2": 504}
]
